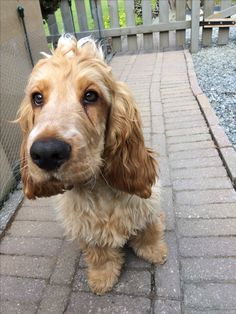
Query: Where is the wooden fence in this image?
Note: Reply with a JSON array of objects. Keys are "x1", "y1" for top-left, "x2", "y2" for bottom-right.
[{"x1": 45, "y1": 0, "x2": 236, "y2": 53}]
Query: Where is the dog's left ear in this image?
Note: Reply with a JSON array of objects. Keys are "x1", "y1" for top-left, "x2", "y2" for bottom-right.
[
  {"x1": 102, "y1": 82, "x2": 158, "y2": 199},
  {"x1": 18, "y1": 98, "x2": 66, "y2": 199}
]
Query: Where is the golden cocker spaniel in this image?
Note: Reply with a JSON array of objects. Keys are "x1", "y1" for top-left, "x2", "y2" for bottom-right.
[{"x1": 18, "y1": 34, "x2": 167, "y2": 294}]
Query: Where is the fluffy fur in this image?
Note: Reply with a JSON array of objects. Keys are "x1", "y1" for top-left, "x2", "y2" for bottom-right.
[{"x1": 18, "y1": 34, "x2": 167, "y2": 294}]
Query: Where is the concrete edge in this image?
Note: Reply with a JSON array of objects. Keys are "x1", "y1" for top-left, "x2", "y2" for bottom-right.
[
  {"x1": 184, "y1": 49, "x2": 236, "y2": 188},
  {"x1": 0, "y1": 188, "x2": 24, "y2": 239}
]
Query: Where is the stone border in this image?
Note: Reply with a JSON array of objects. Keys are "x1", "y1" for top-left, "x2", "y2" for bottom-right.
[
  {"x1": 184, "y1": 49, "x2": 236, "y2": 188},
  {"x1": 0, "y1": 188, "x2": 24, "y2": 238}
]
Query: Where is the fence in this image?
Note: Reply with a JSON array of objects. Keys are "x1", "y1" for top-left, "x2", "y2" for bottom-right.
[
  {"x1": 44, "y1": 0, "x2": 236, "y2": 53},
  {"x1": 0, "y1": 0, "x2": 48, "y2": 206}
]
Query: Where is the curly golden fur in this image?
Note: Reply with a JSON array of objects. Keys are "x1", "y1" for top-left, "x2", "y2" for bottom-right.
[{"x1": 17, "y1": 34, "x2": 167, "y2": 294}]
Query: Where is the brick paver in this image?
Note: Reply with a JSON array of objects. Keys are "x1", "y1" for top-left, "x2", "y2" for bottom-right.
[{"x1": 1, "y1": 49, "x2": 236, "y2": 314}]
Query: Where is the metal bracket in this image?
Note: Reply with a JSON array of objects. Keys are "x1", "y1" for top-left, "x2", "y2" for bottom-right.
[{"x1": 200, "y1": 18, "x2": 236, "y2": 28}]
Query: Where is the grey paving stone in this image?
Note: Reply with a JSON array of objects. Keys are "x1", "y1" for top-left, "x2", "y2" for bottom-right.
[
  {"x1": 50, "y1": 240, "x2": 80, "y2": 285},
  {"x1": 23, "y1": 196, "x2": 57, "y2": 208},
  {"x1": 182, "y1": 257, "x2": 236, "y2": 282},
  {"x1": 114, "y1": 270, "x2": 151, "y2": 295},
  {"x1": 0, "y1": 236, "x2": 62, "y2": 256},
  {"x1": 179, "y1": 237, "x2": 236, "y2": 257},
  {"x1": 167, "y1": 133, "x2": 210, "y2": 144},
  {"x1": 159, "y1": 157, "x2": 172, "y2": 187},
  {"x1": 184, "y1": 283, "x2": 236, "y2": 310},
  {"x1": 0, "y1": 301, "x2": 38, "y2": 314},
  {"x1": 163, "y1": 105, "x2": 196, "y2": 113},
  {"x1": 0, "y1": 255, "x2": 55, "y2": 279},
  {"x1": 15, "y1": 205, "x2": 57, "y2": 221},
  {"x1": 176, "y1": 203, "x2": 236, "y2": 219},
  {"x1": 124, "y1": 246, "x2": 151, "y2": 269},
  {"x1": 152, "y1": 114, "x2": 165, "y2": 133},
  {"x1": 171, "y1": 157, "x2": 222, "y2": 169},
  {"x1": 0, "y1": 276, "x2": 46, "y2": 302},
  {"x1": 178, "y1": 219, "x2": 236, "y2": 237},
  {"x1": 171, "y1": 167, "x2": 227, "y2": 180},
  {"x1": 162, "y1": 188, "x2": 175, "y2": 231},
  {"x1": 7, "y1": 221, "x2": 64, "y2": 238},
  {"x1": 169, "y1": 149, "x2": 218, "y2": 161},
  {"x1": 155, "y1": 232, "x2": 181, "y2": 299},
  {"x1": 165, "y1": 120, "x2": 205, "y2": 130},
  {"x1": 151, "y1": 101, "x2": 163, "y2": 116},
  {"x1": 152, "y1": 134, "x2": 167, "y2": 156},
  {"x1": 166, "y1": 126, "x2": 209, "y2": 137},
  {"x1": 173, "y1": 177, "x2": 232, "y2": 191},
  {"x1": 66, "y1": 292, "x2": 151, "y2": 314},
  {"x1": 72, "y1": 268, "x2": 89, "y2": 292},
  {"x1": 184, "y1": 310, "x2": 236, "y2": 314},
  {"x1": 154, "y1": 299, "x2": 181, "y2": 314},
  {"x1": 38, "y1": 285, "x2": 71, "y2": 314},
  {"x1": 176, "y1": 189, "x2": 236, "y2": 205},
  {"x1": 168, "y1": 141, "x2": 214, "y2": 152}
]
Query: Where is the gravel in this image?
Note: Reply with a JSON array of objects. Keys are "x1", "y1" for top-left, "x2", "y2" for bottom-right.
[{"x1": 191, "y1": 28, "x2": 236, "y2": 150}]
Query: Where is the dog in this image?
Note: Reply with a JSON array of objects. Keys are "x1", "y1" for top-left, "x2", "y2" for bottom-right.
[{"x1": 18, "y1": 34, "x2": 167, "y2": 295}]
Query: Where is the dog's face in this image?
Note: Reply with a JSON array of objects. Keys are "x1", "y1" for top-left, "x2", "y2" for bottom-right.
[{"x1": 18, "y1": 35, "x2": 157, "y2": 199}]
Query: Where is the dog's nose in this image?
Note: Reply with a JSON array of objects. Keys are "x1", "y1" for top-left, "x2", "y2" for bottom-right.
[{"x1": 30, "y1": 138, "x2": 71, "y2": 171}]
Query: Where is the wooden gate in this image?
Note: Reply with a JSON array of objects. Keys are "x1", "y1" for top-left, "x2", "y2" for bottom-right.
[{"x1": 44, "y1": 0, "x2": 236, "y2": 54}]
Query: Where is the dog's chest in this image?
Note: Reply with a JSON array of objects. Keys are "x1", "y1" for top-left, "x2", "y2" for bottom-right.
[{"x1": 56, "y1": 185, "x2": 159, "y2": 247}]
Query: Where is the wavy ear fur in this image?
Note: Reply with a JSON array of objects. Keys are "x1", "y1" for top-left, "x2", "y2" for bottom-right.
[
  {"x1": 103, "y1": 82, "x2": 158, "y2": 199},
  {"x1": 18, "y1": 98, "x2": 66, "y2": 199}
]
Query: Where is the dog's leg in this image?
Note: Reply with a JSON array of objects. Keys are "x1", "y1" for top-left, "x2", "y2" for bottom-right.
[
  {"x1": 82, "y1": 244, "x2": 124, "y2": 295},
  {"x1": 129, "y1": 217, "x2": 167, "y2": 265}
]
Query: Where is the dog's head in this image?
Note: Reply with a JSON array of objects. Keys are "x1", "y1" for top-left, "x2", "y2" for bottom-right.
[{"x1": 18, "y1": 35, "x2": 157, "y2": 199}]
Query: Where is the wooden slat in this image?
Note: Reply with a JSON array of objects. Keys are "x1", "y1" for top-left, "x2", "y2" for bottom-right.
[
  {"x1": 125, "y1": 0, "x2": 137, "y2": 51},
  {"x1": 47, "y1": 14, "x2": 59, "y2": 35},
  {"x1": 207, "y1": 4, "x2": 236, "y2": 18},
  {"x1": 191, "y1": 0, "x2": 200, "y2": 53},
  {"x1": 176, "y1": 0, "x2": 186, "y2": 47},
  {"x1": 91, "y1": 0, "x2": 104, "y2": 33},
  {"x1": 159, "y1": 0, "x2": 169, "y2": 48},
  {"x1": 47, "y1": 20, "x2": 191, "y2": 42},
  {"x1": 142, "y1": 0, "x2": 153, "y2": 50},
  {"x1": 218, "y1": 0, "x2": 232, "y2": 45},
  {"x1": 108, "y1": 0, "x2": 122, "y2": 52},
  {"x1": 60, "y1": 0, "x2": 74, "y2": 33},
  {"x1": 202, "y1": 0, "x2": 215, "y2": 46},
  {"x1": 75, "y1": 0, "x2": 88, "y2": 31}
]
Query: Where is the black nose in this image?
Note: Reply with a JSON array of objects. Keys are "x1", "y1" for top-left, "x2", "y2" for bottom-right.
[{"x1": 30, "y1": 138, "x2": 71, "y2": 171}]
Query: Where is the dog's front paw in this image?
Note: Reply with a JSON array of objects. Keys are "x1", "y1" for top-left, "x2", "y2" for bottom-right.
[
  {"x1": 88, "y1": 261, "x2": 121, "y2": 295},
  {"x1": 135, "y1": 241, "x2": 168, "y2": 265}
]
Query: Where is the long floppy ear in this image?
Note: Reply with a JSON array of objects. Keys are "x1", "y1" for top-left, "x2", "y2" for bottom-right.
[
  {"x1": 18, "y1": 98, "x2": 66, "y2": 199},
  {"x1": 103, "y1": 82, "x2": 158, "y2": 199}
]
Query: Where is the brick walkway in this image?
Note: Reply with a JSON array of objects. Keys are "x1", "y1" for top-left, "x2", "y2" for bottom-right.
[{"x1": 1, "y1": 50, "x2": 236, "y2": 314}]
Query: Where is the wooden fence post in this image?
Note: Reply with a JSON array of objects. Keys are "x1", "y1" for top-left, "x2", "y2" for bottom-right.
[
  {"x1": 218, "y1": 0, "x2": 232, "y2": 45},
  {"x1": 108, "y1": 0, "x2": 122, "y2": 52},
  {"x1": 60, "y1": 0, "x2": 75, "y2": 33},
  {"x1": 75, "y1": 0, "x2": 88, "y2": 31},
  {"x1": 176, "y1": 0, "x2": 186, "y2": 47},
  {"x1": 159, "y1": 0, "x2": 169, "y2": 49},
  {"x1": 202, "y1": 0, "x2": 215, "y2": 46},
  {"x1": 142, "y1": 0, "x2": 153, "y2": 50},
  {"x1": 125, "y1": 0, "x2": 138, "y2": 51},
  {"x1": 191, "y1": 0, "x2": 200, "y2": 53}
]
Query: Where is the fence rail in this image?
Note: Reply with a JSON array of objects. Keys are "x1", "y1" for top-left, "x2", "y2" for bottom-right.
[{"x1": 44, "y1": 0, "x2": 236, "y2": 53}]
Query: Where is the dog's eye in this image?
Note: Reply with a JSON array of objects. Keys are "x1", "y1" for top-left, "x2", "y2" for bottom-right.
[
  {"x1": 32, "y1": 92, "x2": 44, "y2": 107},
  {"x1": 83, "y1": 90, "x2": 99, "y2": 104}
]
